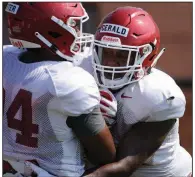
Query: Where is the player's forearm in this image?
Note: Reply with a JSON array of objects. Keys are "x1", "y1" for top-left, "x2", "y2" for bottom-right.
[{"x1": 85, "y1": 156, "x2": 142, "y2": 177}]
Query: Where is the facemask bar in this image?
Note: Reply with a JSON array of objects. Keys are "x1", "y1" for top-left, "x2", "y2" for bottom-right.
[
  {"x1": 93, "y1": 40, "x2": 153, "y2": 89},
  {"x1": 52, "y1": 15, "x2": 94, "y2": 59},
  {"x1": 93, "y1": 50, "x2": 144, "y2": 89},
  {"x1": 67, "y1": 9, "x2": 89, "y2": 36},
  {"x1": 34, "y1": 15, "x2": 94, "y2": 65},
  {"x1": 65, "y1": 4, "x2": 91, "y2": 55},
  {"x1": 151, "y1": 48, "x2": 166, "y2": 67},
  {"x1": 35, "y1": 32, "x2": 74, "y2": 61},
  {"x1": 70, "y1": 33, "x2": 94, "y2": 58}
]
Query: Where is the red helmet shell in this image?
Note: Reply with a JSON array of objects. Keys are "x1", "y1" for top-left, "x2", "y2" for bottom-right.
[
  {"x1": 95, "y1": 6, "x2": 160, "y2": 68},
  {"x1": 6, "y1": 2, "x2": 86, "y2": 57}
]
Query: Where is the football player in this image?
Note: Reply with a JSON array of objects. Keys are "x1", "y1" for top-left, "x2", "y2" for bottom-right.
[
  {"x1": 85, "y1": 6, "x2": 192, "y2": 177},
  {"x1": 3, "y1": 2, "x2": 116, "y2": 177}
]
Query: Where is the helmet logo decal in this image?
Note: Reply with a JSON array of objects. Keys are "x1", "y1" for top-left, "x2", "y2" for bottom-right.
[
  {"x1": 100, "y1": 23, "x2": 129, "y2": 37},
  {"x1": 101, "y1": 36, "x2": 121, "y2": 45},
  {"x1": 9, "y1": 37, "x2": 41, "y2": 48},
  {"x1": 5, "y1": 3, "x2": 19, "y2": 14}
]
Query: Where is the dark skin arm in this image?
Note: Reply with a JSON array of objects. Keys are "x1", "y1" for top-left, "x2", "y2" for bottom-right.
[
  {"x1": 67, "y1": 108, "x2": 116, "y2": 165},
  {"x1": 80, "y1": 125, "x2": 116, "y2": 165},
  {"x1": 84, "y1": 119, "x2": 176, "y2": 177}
]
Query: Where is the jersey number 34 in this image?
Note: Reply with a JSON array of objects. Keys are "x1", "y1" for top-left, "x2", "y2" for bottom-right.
[{"x1": 3, "y1": 88, "x2": 39, "y2": 148}]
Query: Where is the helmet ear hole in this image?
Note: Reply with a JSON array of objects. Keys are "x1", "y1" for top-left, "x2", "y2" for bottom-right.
[{"x1": 48, "y1": 31, "x2": 62, "y2": 39}]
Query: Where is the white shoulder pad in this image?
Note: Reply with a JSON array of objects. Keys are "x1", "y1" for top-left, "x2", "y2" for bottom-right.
[
  {"x1": 46, "y1": 62, "x2": 100, "y2": 116},
  {"x1": 117, "y1": 69, "x2": 186, "y2": 122},
  {"x1": 3, "y1": 45, "x2": 23, "y2": 53},
  {"x1": 141, "y1": 69, "x2": 186, "y2": 122},
  {"x1": 148, "y1": 96, "x2": 186, "y2": 122},
  {"x1": 3, "y1": 45, "x2": 14, "y2": 51}
]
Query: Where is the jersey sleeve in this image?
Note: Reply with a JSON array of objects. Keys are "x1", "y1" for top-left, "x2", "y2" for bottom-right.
[
  {"x1": 67, "y1": 107, "x2": 106, "y2": 136},
  {"x1": 3, "y1": 45, "x2": 23, "y2": 53},
  {"x1": 119, "y1": 69, "x2": 186, "y2": 123},
  {"x1": 3, "y1": 45, "x2": 14, "y2": 51},
  {"x1": 143, "y1": 70, "x2": 186, "y2": 122},
  {"x1": 46, "y1": 62, "x2": 100, "y2": 116},
  {"x1": 147, "y1": 96, "x2": 186, "y2": 122}
]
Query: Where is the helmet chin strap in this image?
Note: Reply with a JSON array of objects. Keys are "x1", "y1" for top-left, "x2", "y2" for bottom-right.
[{"x1": 151, "y1": 48, "x2": 166, "y2": 68}]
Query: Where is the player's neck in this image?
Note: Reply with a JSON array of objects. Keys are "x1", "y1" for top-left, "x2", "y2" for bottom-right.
[{"x1": 18, "y1": 49, "x2": 64, "y2": 63}]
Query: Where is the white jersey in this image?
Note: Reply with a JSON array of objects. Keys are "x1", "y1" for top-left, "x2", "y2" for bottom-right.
[
  {"x1": 111, "y1": 68, "x2": 192, "y2": 176},
  {"x1": 3, "y1": 45, "x2": 100, "y2": 177},
  {"x1": 82, "y1": 58, "x2": 192, "y2": 176}
]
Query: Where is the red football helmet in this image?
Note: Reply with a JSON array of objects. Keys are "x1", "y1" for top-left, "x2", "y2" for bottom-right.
[
  {"x1": 5, "y1": 2, "x2": 94, "y2": 65},
  {"x1": 93, "y1": 6, "x2": 165, "y2": 89}
]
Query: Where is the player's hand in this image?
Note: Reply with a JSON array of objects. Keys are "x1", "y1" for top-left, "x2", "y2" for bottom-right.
[
  {"x1": 99, "y1": 88, "x2": 117, "y2": 127},
  {"x1": 24, "y1": 161, "x2": 56, "y2": 177}
]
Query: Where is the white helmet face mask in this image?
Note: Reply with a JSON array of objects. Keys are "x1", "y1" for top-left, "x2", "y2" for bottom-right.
[
  {"x1": 92, "y1": 36, "x2": 153, "y2": 89},
  {"x1": 50, "y1": 10, "x2": 94, "y2": 65}
]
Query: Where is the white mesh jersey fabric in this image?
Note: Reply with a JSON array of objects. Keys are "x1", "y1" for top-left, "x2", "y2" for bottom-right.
[
  {"x1": 3, "y1": 45, "x2": 100, "y2": 177},
  {"x1": 80, "y1": 52, "x2": 191, "y2": 175},
  {"x1": 111, "y1": 68, "x2": 190, "y2": 172}
]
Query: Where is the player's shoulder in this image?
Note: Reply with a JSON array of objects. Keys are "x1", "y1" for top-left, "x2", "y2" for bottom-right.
[
  {"x1": 3, "y1": 45, "x2": 30, "y2": 68},
  {"x1": 3, "y1": 45, "x2": 15, "y2": 51},
  {"x1": 140, "y1": 68, "x2": 186, "y2": 104},
  {"x1": 3, "y1": 45, "x2": 22, "y2": 54},
  {"x1": 119, "y1": 68, "x2": 186, "y2": 122},
  {"x1": 46, "y1": 61, "x2": 99, "y2": 96},
  {"x1": 46, "y1": 61, "x2": 100, "y2": 116}
]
